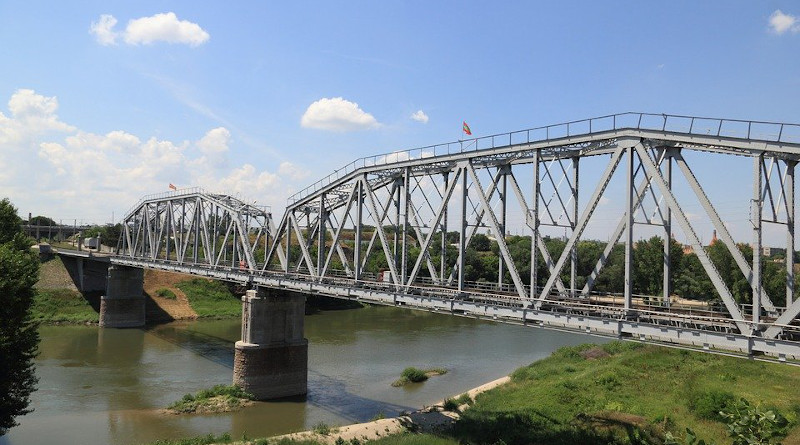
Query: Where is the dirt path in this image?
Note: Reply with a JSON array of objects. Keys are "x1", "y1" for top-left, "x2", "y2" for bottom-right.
[{"x1": 143, "y1": 270, "x2": 198, "y2": 320}]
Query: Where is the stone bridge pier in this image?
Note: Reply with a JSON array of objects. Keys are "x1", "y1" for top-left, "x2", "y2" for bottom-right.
[
  {"x1": 99, "y1": 265, "x2": 145, "y2": 328},
  {"x1": 233, "y1": 288, "x2": 308, "y2": 399}
]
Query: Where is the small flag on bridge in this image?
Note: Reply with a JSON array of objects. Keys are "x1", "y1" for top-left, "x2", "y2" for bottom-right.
[
  {"x1": 169, "y1": 183, "x2": 177, "y2": 190},
  {"x1": 462, "y1": 121, "x2": 472, "y2": 136}
]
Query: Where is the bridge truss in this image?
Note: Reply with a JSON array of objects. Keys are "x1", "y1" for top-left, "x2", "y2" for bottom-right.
[{"x1": 114, "y1": 113, "x2": 800, "y2": 362}]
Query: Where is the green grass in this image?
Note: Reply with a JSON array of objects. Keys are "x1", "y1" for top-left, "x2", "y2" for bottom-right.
[
  {"x1": 175, "y1": 278, "x2": 240, "y2": 317},
  {"x1": 31, "y1": 288, "x2": 97, "y2": 323},
  {"x1": 452, "y1": 342, "x2": 800, "y2": 445},
  {"x1": 155, "y1": 288, "x2": 177, "y2": 299},
  {"x1": 167, "y1": 385, "x2": 253, "y2": 414}
]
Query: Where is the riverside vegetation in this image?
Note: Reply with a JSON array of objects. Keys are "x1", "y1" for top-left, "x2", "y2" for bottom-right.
[
  {"x1": 391, "y1": 367, "x2": 448, "y2": 387},
  {"x1": 167, "y1": 385, "x2": 254, "y2": 414}
]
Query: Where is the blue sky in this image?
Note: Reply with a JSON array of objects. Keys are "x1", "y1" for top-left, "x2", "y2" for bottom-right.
[{"x1": 1, "y1": 1, "x2": 799, "y2": 244}]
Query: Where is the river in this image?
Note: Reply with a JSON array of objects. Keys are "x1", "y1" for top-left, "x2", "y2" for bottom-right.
[{"x1": 2, "y1": 305, "x2": 598, "y2": 445}]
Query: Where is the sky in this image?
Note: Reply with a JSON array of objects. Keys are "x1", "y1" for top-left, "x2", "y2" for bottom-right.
[{"x1": 1, "y1": 1, "x2": 800, "y2": 245}]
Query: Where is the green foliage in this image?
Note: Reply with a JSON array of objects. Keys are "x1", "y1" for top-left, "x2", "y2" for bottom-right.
[
  {"x1": 175, "y1": 278, "x2": 240, "y2": 317},
  {"x1": 688, "y1": 390, "x2": 736, "y2": 421},
  {"x1": 720, "y1": 398, "x2": 789, "y2": 445},
  {"x1": 167, "y1": 384, "x2": 253, "y2": 414},
  {"x1": 665, "y1": 428, "x2": 716, "y2": 445},
  {"x1": 0, "y1": 197, "x2": 40, "y2": 436},
  {"x1": 370, "y1": 411, "x2": 386, "y2": 421},
  {"x1": 443, "y1": 398, "x2": 460, "y2": 411},
  {"x1": 28, "y1": 215, "x2": 56, "y2": 226},
  {"x1": 401, "y1": 367, "x2": 428, "y2": 383},
  {"x1": 82, "y1": 223, "x2": 122, "y2": 248},
  {"x1": 454, "y1": 393, "x2": 473, "y2": 406},
  {"x1": 156, "y1": 288, "x2": 177, "y2": 299},
  {"x1": 31, "y1": 289, "x2": 97, "y2": 323},
  {"x1": 312, "y1": 421, "x2": 331, "y2": 436}
]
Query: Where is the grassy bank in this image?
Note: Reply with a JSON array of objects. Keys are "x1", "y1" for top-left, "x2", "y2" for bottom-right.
[
  {"x1": 453, "y1": 342, "x2": 800, "y2": 445},
  {"x1": 175, "y1": 278, "x2": 241, "y2": 318},
  {"x1": 31, "y1": 288, "x2": 98, "y2": 324}
]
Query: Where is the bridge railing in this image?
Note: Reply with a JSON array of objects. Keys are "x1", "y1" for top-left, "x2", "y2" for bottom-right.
[{"x1": 287, "y1": 112, "x2": 800, "y2": 205}]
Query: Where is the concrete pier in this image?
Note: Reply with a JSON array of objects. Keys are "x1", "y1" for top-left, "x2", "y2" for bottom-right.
[
  {"x1": 99, "y1": 265, "x2": 145, "y2": 328},
  {"x1": 233, "y1": 288, "x2": 308, "y2": 399}
]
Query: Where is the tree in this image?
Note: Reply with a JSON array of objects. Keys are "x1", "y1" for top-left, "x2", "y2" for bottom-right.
[{"x1": 0, "y1": 198, "x2": 40, "y2": 436}]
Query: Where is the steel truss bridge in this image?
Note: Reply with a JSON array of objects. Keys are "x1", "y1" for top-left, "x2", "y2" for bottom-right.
[{"x1": 114, "y1": 112, "x2": 800, "y2": 363}]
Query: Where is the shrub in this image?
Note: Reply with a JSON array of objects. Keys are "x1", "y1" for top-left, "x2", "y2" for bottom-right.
[
  {"x1": 721, "y1": 398, "x2": 789, "y2": 445},
  {"x1": 156, "y1": 288, "x2": 177, "y2": 299},
  {"x1": 313, "y1": 421, "x2": 331, "y2": 436},
  {"x1": 401, "y1": 367, "x2": 428, "y2": 383},
  {"x1": 688, "y1": 390, "x2": 736, "y2": 421},
  {"x1": 443, "y1": 398, "x2": 459, "y2": 411}
]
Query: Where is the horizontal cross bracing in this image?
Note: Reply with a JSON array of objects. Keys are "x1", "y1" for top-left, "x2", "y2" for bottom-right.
[{"x1": 114, "y1": 113, "x2": 800, "y2": 361}]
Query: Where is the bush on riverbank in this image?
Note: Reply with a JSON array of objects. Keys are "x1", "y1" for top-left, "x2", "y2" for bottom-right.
[
  {"x1": 31, "y1": 288, "x2": 98, "y2": 323},
  {"x1": 175, "y1": 278, "x2": 241, "y2": 318},
  {"x1": 167, "y1": 385, "x2": 253, "y2": 414}
]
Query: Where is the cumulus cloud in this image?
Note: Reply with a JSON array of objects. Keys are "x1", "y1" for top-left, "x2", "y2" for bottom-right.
[
  {"x1": 89, "y1": 12, "x2": 209, "y2": 46},
  {"x1": 278, "y1": 161, "x2": 310, "y2": 181},
  {"x1": 769, "y1": 10, "x2": 799, "y2": 34},
  {"x1": 90, "y1": 14, "x2": 118, "y2": 45},
  {"x1": 197, "y1": 127, "x2": 230, "y2": 154},
  {"x1": 0, "y1": 89, "x2": 309, "y2": 222},
  {"x1": 410, "y1": 110, "x2": 429, "y2": 124},
  {"x1": 301, "y1": 97, "x2": 379, "y2": 131}
]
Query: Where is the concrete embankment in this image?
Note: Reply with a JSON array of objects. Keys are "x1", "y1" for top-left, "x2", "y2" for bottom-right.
[{"x1": 269, "y1": 376, "x2": 510, "y2": 444}]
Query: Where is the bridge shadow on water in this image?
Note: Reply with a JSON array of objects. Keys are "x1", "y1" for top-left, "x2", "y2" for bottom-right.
[{"x1": 142, "y1": 326, "x2": 414, "y2": 423}]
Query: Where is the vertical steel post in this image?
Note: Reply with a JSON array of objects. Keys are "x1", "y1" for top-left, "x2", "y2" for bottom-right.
[
  {"x1": 193, "y1": 199, "x2": 200, "y2": 264},
  {"x1": 441, "y1": 171, "x2": 449, "y2": 281},
  {"x1": 663, "y1": 151, "x2": 672, "y2": 307},
  {"x1": 753, "y1": 154, "x2": 763, "y2": 328},
  {"x1": 531, "y1": 150, "x2": 540, "y2": 299},
  {"x1": 285, "y1": 212, "x2": 292, "y2": 274},
  {"x1": 571, "y1": 157, "x2": 579, "y2": 298},
  {"x1": 354, "y1": 181, "x2": 363, "y2": 281},
  {"x1": 459, "y1": 166, "x2": 468, "y2": 292},
  {"x1": 624, "y1": 145, "x2": 635, "y2": 310},
  {"x1": 499, "y1": 167, "x2": 507, "y2": 288},
  {"x1": 394, "y1": 179, "x2": 400, "y2": 267},
  {"x1": 787, "y1": 160, "x2": 796, "y2": 306},
  {"x1": 401, "y1": 167, "x2": 410, "y2": 284},
  {"x1": 317, "y1": 194, "x2": 326, "y2": 279}
]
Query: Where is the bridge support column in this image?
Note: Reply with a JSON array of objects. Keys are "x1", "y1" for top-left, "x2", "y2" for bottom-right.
[
  {"x1": 233, "y1": 288, "x2": 307, "y2": 400},
  {"x1": 99, "y1": 265, "x2": 145, "y2": 328}
]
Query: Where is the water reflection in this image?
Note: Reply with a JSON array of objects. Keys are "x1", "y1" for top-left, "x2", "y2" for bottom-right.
[{"x1": 4, "y1": 305, "x2": 600, "y2": 445}]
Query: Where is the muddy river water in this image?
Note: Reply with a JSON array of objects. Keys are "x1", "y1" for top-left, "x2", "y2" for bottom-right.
[{"x1": 2, "y1": 305, "x2": 597, "y2": 445}]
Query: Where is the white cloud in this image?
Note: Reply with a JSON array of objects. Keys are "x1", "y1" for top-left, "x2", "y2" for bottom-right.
[
  {"x1": 769, "y1": 10, "x2": 799, "y2": 34},
  {"x1": 0, "y1": 89, "x2": 309, "y2": 223},
  {"x1": 411, "y1": 110, "x2": 429, "y2": 124},
  {"x1": 90, "y1": 14, "x2": 118, "y2": 45},
  {"x1": 197, "y1": 127, "x2": 230, "y2": 154},
  {"x1": 89, "y1": 12, "x2": 209, "y2": 47},
  {"x1": 124, "y1": 12, "x2": 209, "y2": 46},
  {"x1": 300, "y1": 97, "x2": 379, "y2": 131},
  {"x1": 278, "y1": 161, "x2": 310, "y2": 181}
]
